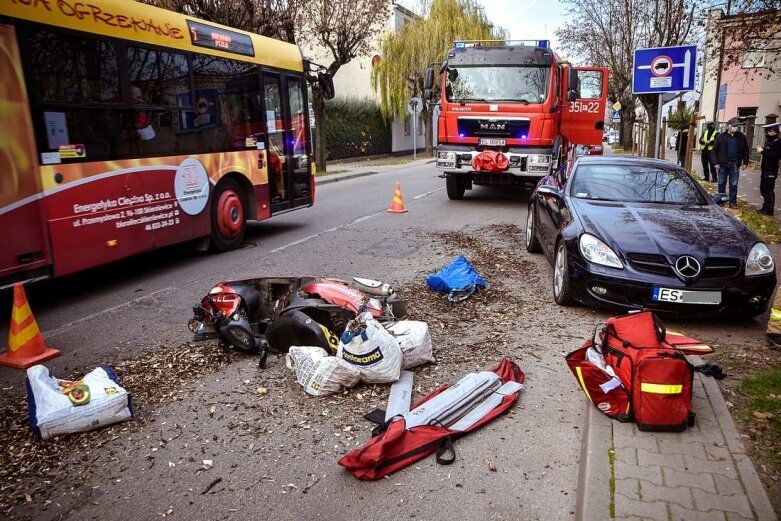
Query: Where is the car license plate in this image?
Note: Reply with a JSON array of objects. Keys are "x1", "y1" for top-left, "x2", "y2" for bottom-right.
[
  {"x1": 478, "y1": 138, "x2": 505, "y2": 146},
  {"x1": 652, "y1": 287, "x2": 721, "y2": 305}
]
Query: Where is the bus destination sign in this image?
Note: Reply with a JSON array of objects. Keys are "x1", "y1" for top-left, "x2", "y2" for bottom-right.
[{"x1": 186, "y1": 20, "x2": 254, "y2": 57}]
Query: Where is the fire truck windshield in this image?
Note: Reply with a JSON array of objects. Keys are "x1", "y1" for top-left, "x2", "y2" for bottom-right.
[{"x1": 446, "y1": 66, "x2": 550, "y2": 103}]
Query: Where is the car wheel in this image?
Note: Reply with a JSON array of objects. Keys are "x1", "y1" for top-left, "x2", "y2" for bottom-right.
[
  {"x1": 553, "y1": 241, "x2": 573, "y2": 306},
  {"x1": 525, "y1": 204, "x2": 542, "y2": 253},
  {"x1": 210, "y1": 178, "x2": 247, "y2": 252},
  {"x1": 446, "y1": 175, "x2": 466, "y2": 200}
]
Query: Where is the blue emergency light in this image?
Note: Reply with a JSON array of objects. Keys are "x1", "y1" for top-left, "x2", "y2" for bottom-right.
[
  {"x1": 455, "y1": 41, "x2": 465, "y2": 48},
  {"x1": 537, "y1": 40, "x2": 549, "y2": 48}
]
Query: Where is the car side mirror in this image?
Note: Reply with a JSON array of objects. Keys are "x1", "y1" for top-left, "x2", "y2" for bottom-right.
[
  {"x1": 318, "y1": 72, "x2": 335, "y2": 100},
  {"x1": 424, "y1": 67, "x2": 435, "y2": 90},
  {"x1": 423, "y1": 89, "x2": 433, "y2": 101},
  {"x1": 566, "y1": 89, "x2": 578, "y2": 102},
  {"x1": 537, "y1": 185, "x2": 562, "y2": 198}
]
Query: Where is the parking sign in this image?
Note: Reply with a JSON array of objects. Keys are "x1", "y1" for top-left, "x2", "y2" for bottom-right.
[{"x1": 632, "y1": 45, "x2": 697, "y2": 94}]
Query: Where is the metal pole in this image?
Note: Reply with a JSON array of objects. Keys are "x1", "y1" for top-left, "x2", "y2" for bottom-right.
[
  {"x1": 413, "y1": 114, "x2": 417, "y2": 160},
  {"x1": 654, "y1": 94, "x2": 663, "y2": 159}
]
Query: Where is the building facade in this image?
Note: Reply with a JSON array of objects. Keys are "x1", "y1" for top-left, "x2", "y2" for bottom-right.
[{"x1": 699, "y1": 8, "x2": 781, "y2": 148}]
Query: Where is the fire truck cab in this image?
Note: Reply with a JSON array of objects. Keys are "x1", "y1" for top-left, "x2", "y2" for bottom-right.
[{"x1": 424, "y1": 40, "x2": 608, "y2": 199}]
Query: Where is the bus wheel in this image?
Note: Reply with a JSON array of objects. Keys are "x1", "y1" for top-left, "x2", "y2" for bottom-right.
[
  {"x1": 446, "y1": 175, "x2": 466, "y2": 200},
  {"x1": 210, "y1": 178, "x2": 247, "y2": 252}
]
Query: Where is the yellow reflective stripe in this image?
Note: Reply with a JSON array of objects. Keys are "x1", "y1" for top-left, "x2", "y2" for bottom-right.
[
  {"x1": 575, "y1": 367, "x2": 592, "y2": 402},
  {"x1": 771, "y1": 308, "x2": 781, "y2": 321},
  {"x1": 641, "y1": 383, "x2": 682, "y2": 394}
]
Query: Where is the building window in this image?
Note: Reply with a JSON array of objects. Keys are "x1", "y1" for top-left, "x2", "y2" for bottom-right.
[
  {"x1": 417, "y1": 114, "x2": 423, "y2": 135},
  {"x1": 403, "y1": 115, "x2": 410, "y2": 135},
  {"x1": 741, "y1": 39, "x2": 765, "y2": 68}
]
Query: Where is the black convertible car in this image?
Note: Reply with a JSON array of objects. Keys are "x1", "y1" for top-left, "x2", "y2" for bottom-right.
[{"x1": 525, "y1": 156, "x2": 776, "y2": 316}]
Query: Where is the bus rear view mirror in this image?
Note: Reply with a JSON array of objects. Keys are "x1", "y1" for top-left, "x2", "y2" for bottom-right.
[
  {"x1": 566, "y1": 90, "x2": 578, "y2": 102},
  {"x1": 424, "y1": 67, "x2": 435, "y2": 90},
  {"x1": 424, "y1": 89, "x2": 433, "y2": 101},
  {"x1": 318, "y1": 72, "x2": 335, "y2": 100}
]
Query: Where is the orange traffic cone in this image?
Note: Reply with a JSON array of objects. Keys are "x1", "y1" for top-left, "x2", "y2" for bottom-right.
[
  {"x1": 387, "y1": 183, "x2": 408, "y2": 214},
  {"x1": 0, "y1": 284, "x2": 60, "y2": 370}
]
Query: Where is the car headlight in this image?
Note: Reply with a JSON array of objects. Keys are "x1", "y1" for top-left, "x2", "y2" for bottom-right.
[
  {"x1": 579, "y1": 233, "x2": 623, "y2": 269},
  {"x1": 746, "y1": 243, "x2": 775, "y2": 276},
  {"x1": 437, "y1": 152, "x2": 455, "y2": 160}
]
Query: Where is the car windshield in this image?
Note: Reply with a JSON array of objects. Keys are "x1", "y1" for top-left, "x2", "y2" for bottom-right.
[
  {"x1": 446, "y1": 66, "x2": 549, "y2": 103},
  {"x1": 570, "y1": 164, "x2": 708, "y2": 205}
]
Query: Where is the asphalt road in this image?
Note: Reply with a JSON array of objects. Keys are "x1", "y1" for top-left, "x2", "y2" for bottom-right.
[{"x1": 0, "y1": 161, "x2": 773, "y2": 520}]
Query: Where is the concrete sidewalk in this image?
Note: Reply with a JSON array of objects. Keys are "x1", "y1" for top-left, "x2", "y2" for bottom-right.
[
  {"x1": 576, "y1": 146, "x2": 778, "y2": 521},
  {"x1": 315, "y1": 155, "x2": 435, "y2": 185}
]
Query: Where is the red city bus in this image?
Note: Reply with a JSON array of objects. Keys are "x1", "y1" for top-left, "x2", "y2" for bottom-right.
[
  {"x1": 0, "y1": 0, "x2": 333, "y2": 288},
  {"x1": 425, "y1": 40, "x2": 608, "y2": 199}
]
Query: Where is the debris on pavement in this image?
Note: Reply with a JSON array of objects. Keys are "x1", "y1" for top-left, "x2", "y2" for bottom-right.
[{"x1": 426, "y1": 254, "x2": 488, "y2": 302}]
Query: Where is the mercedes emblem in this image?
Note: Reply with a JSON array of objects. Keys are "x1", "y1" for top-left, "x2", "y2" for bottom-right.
[{"x1": 674, "y1": 255, "x2": 701, "y2": 279}]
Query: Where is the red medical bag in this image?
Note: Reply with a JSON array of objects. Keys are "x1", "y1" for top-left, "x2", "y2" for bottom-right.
[{"x1": 568, "y1": 311, "x2": 696, "y2": 432}]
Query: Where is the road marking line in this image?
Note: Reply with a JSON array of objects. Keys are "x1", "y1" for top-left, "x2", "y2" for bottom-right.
[
  {"x1": 414, "y1": 187, "x2": 445, "y2": 200},
  {"x1": 271, "y1": 187, "x2": 442, "y2": 253},
  {"x1": 44, "y1": 286, "x2": 177, "y2": 340}
]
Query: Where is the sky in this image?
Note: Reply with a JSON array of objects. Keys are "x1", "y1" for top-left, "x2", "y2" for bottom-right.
[{"x1": 396, "y1": 0, "x2": 567, "y2": 52}]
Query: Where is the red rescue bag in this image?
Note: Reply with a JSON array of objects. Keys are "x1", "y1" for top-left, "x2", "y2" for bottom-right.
[
  {"x1": 471, "y1": 150, "x2": 509, "y2": 172},
  {"x1": 338, "y1": 358, "x2": 524, "y2": 480},
  {"x1": 568, "y1": 311, "x2": 697, "y2": 432}
]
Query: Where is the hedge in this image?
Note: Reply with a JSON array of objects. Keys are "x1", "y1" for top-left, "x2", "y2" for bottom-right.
[{"x1": 324, "y1": 97, "x2": 391, "y2": 160}]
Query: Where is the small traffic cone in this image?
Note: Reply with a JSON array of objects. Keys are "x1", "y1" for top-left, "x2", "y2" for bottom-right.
[
  {"x1": 387, "y1": 183, "x2": 408, "y2": 214},
  {"x1": 0, "y1": 284, "x2": 60, "y2": 370}
]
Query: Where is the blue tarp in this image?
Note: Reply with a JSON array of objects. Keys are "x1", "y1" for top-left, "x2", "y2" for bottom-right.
[{"x1": 426, "y1": 255, "x2": 488, "y2": 302}]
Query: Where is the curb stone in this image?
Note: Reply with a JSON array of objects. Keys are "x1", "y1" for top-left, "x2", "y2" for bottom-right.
[{"x1": 576, "y1": 360, "x2": 778, "y2": 521}]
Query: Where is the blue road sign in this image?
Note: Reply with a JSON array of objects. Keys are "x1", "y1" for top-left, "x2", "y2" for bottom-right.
[
  {"x1": 632, "y1": 45, "x2": 697, "y2": 94},
  {"x1": 718, "y1": 84, "x2": 727, "y2": 110}
]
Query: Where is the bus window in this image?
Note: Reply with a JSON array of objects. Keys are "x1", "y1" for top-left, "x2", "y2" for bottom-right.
[
  {"x1": 264, "y1": 74, "x2": 287, "y2": 204},
  {"x1": 126, "y1": 47, "x2": 190, "y2": 107},
  {"x1": 26, "y1": 28, "x2": 119, "y2": 104},
  {"x1": 287, "y1": 77, "x2": 310, "y2": 199}
]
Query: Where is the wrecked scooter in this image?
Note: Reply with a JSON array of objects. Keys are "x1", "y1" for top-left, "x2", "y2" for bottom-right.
[{"x1": 188, "y1": 277, "x2": 406, "y2": 367}]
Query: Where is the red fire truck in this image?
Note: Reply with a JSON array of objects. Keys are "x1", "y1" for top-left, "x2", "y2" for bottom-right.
[{"x1": 424, "y1": 40, "x2": 608, "y2": 199}]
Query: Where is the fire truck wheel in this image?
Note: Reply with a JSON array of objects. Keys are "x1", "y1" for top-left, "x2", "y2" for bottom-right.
[
  {"x1": 525, "y1": 204, "x2": 542, "y2": 253},
  {"x1": 446, "y1": 175, "x2": 466, "y2": 200},
  {"x1": 210, "y1": 178, "x2": 247, "y2": 252}
]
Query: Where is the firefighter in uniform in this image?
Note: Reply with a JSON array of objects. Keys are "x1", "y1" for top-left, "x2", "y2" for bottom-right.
[{"x1": 699, "y1": 121, "x2": 718, "y2": 182}]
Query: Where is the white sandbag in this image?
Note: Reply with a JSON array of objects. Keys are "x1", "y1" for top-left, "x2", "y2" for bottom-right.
[
  {"x1": 286, "y1": 346, "x2": 361, "y2": 397},
  {"x1": 337, "y1": 312, "x2": 402, "y2": 384},
  {"x1": 387, "y1": 320, "x2": 435, "y2": 369},
  {"x1": 26, "y1": 364, "x2": 133, "y2": 440}
]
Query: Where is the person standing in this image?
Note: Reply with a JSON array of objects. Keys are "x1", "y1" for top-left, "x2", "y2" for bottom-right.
[
  {"x1": 699, "y1": 121, "x2": 718, "y2": 181},
  {"x1": 675, "y1": 126, "x2": 689, "y2": 167},
  {"x1": 757, "y1": 123, "x2": 781, "y2": 215},
  {"x1": 711, "y1": 117, "x2": 749, "y2": 208}
]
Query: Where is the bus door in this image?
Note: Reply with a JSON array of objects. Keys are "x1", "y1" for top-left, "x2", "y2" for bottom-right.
[
  {"x1": 0, "y1": 23, "x2": 51, "y2": 285},
  {"x1": 561, "y1": 67, "x2": 609, "y2": 146},
  {"x1": 263, "y1": 73, "x2": 291, "y2": 211},
  {"x1": 285, "y1": 75, "x2": 312, "y2": 207}
]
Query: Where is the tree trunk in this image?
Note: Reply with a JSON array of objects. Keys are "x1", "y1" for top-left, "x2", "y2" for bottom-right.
[
  {"x1": 640, "y1": 94, "x2": 659, "y2": 158},
  {"x1": 423, "y1": 107, "x2": 434, "y2": 156},
  {"x1": 313, "y1": 92, "x2": 326, "y2": 173}
]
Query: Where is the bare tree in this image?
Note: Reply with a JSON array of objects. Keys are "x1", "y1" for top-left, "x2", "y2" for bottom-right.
[
  {"x1": 150, "y1": 0, "x2": 303, "y2": 42},
  {"x1": 557, "y1": 0, "x2": 697, "y2": 155},
  {"x1": 703, "y1": 0, "x2": 781, "y2": 74},
  {"x1": 303, "y1": 0, "x2": 389, "y2": 172}
]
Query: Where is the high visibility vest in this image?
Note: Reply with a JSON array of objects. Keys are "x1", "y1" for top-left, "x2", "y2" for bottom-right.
[{"x1": 701, "y1": 129, "x2": 717, "y2": 151}]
